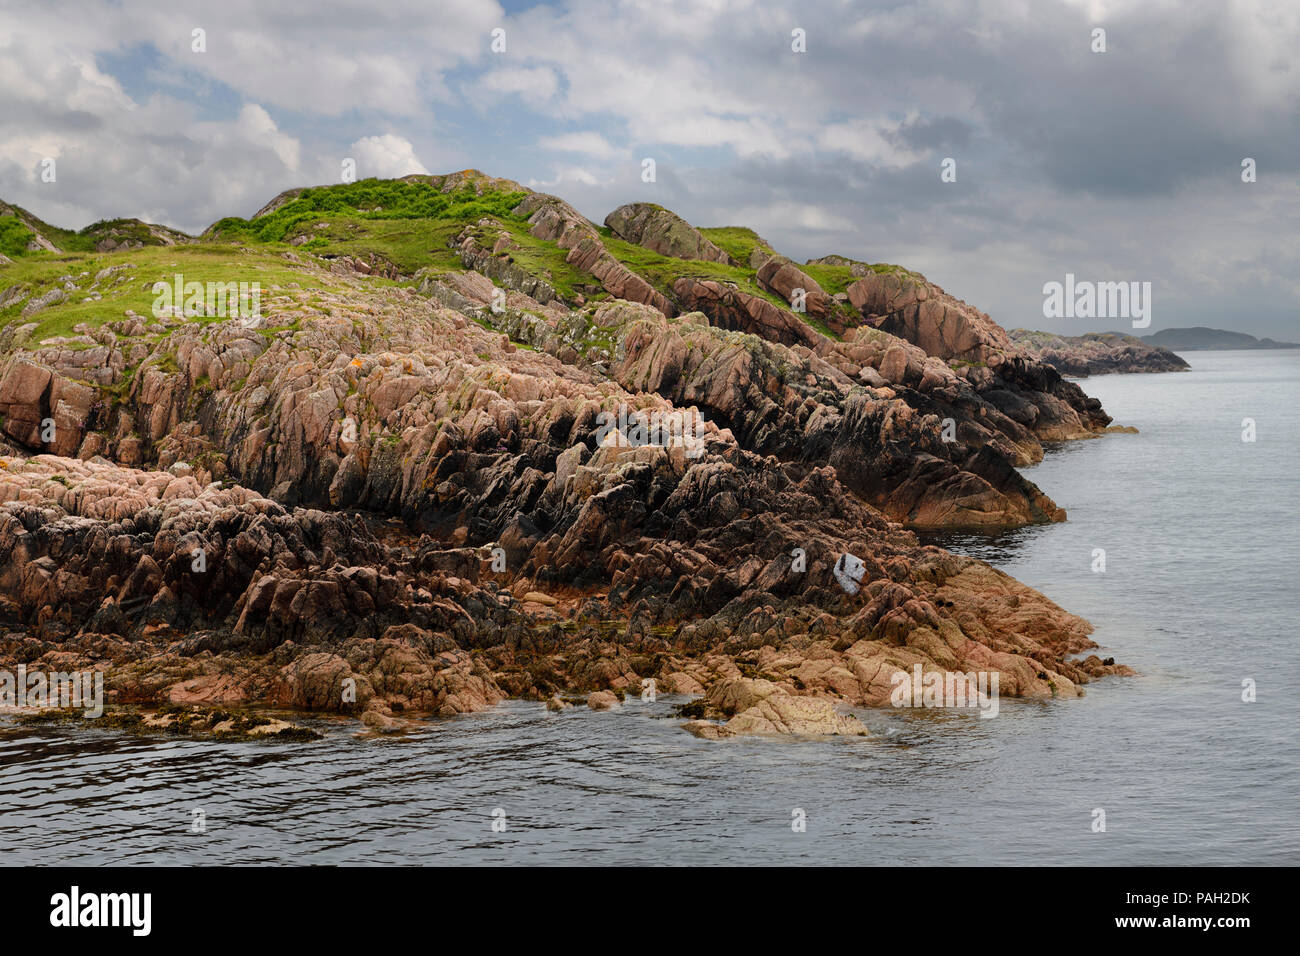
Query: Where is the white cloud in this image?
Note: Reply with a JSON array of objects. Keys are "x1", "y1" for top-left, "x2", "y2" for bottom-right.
[
  {"x1": 526, "y1": 166, "x2": 610, "y2": 188},
  {"x1": 0, "y1": 30, "x2": 311, "y2": 232},
  {"x1": 478, "y1": 66, "x2": 559, "y2": 104},
  {"x1": 538, "y1": 132, "x2": 621, "y2": 159},
  {"x1": 0, "y1": 0, "x2": 1297, "y2": 337},
  {"x1": 239, "y1": 105, "x2": 300, "y2": 172},
  {"x1": 734, "y1": 201, "x2": 857, "y2": 234},
  {"x1": 816, "y1": 119, "x2": 919, "y2": 167},
  {"x1": 0, "y1": 0, "x2": 505, "y2": 117},
  {"x1": 349, "y1": 134, "x2": 429, "y2": 179}
]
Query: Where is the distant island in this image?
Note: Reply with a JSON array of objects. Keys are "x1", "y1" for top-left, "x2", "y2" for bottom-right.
[
  {"x1": 1010, "y1": 325, "x2": 1299, "y2": 377},
  {"x1": 1009, "y1": 330, "x2": 1188, "y2": 377},
  {"x1": 1140, "y1": 327, "x2": 1300, "y2": 351}
]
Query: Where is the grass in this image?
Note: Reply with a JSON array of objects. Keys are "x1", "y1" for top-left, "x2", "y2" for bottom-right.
[
  {"x1": 2, "y1": 203, "x2": 189, "y2": 258},
  {"x1": 697, "y1": 226, "x2": 774, "y2": 265},
  {"x1": 1, "y1": 175, "x2": 930, "y2": 353},
  {"x1": 70, "y1": 218, "x2": 179, "y2": 251},
  {"x1": 599, "y1": 230, "x2": 788, "y2": 308},
  {"x1": 499, "y1": 228, "x2": 587, "y2": 299},
  {"x1": 0, "y1": 244, "x2": 335, "y2": 341},
  {"x1": 285, "y1": 215, "x2": 467, "y2": 274},
  {"x1": 455, "y1": 218, "x2": 590, "y2": 300},
  {"x1": 187, "y1": 178, "x2": 539, "y2": 278},
  {"x1": 801, "y1": 258, "x2": 922, "y2": 295},
  {"x1": 695, "y1": 230, "x2": 874, "y2": 299},
  {"x1": 0, "y1": 216, "x2": 35, "y2": 257},
  {"x1": 205, "y1": 178, "x2": 529, "y2": 274},
  {"x1": 797, "y1": 261, "x2": 857, "y2": 296}
]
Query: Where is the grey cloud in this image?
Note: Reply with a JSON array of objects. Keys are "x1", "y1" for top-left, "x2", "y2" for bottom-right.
[
  {"x1": 0, "y1": 0, "x2": 1296, "y2": 338},
  {"x1": 886, "y1": 116, "x2": 973, "y2": 154}
]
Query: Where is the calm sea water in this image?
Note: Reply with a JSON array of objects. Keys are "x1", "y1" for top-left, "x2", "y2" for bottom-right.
[{"x1": 2, "y1": 350, "x2": 1297, "y2": 866}]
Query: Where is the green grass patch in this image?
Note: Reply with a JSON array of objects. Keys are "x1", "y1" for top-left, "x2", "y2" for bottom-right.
[
  {"x1": 797, "y1": 261, "x2": 857, "y2": 296},
  {"x1": 802, "y1": 257, "x2": 923, "y2": 290},
  {"x1": 0, "y1": 216, "x2": 35, "y2": 258},
  {"x1": 204, "y1": 178, "x2": 529, "y2": 275},
  {"x1": 599, "y1": 231, "x2": 844, "y2": 340},
  {"x1": 697, "y1": 226, "x2": 775, "y2": 265},
  {"x1": 599, "y1": 232, "x2": 784, "y2": 306},
  {"x1": 1, "y1": 204, "x2": 188, "y2": 258},
  {"x1": 0, "y1": 244, "x2": 337, "y2": 341},
  {"x1": 287, "y1": 215, "x2": 467, "y2": 274},
  {"x1": 472, "y1": 220, "x2": 588, "y2": 299}
]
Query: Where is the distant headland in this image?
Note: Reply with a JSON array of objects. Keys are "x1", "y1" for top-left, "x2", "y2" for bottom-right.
[{"x1": 1139, "y1": 327, "x2": 1300, "y2": 351}]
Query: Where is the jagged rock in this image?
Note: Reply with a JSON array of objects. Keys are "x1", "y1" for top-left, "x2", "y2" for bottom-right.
[
  {"x1": 683, "y1": 680, "x2": 869, "y2": 738},
  {"x1": 756, "y1": 256, "x2": 833, "y2": 318},
  {"x1": 1008, "y1": 330, "x2": 1190, "y2": 376},
  {"x1": 587, "y1": 690, "x2": 620, "y2": 710},
  {"x1": 725, "y1": 695, "x2": 869, "y2": 737},
  {"x1": 604, "y1": 203, "x2": 735, "y2": 265},
  {"x1": 21, "y1": 287, "x2": 67, "y2": 317},
  {"x1": 456, "y1": 227, "x2": 560, "y2": 304},
  {"x1": 0, "y1": 175, "x2": 1134, "y2": 740},
  {"x1": 0, "y1": 284, "x2": 28, "y2": 308},
  {"x1": 671, "y1": 276, "x2": 821, "y2": 348},
  {"x1": 516, "y1": 193, "x2": 676, "y2": 314}
]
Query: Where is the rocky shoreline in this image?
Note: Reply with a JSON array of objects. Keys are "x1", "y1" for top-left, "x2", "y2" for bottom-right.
[
  {"x1": 0, "y1": 173, "x2": 1135, "y2": 740},
  {"x1": 13, "y1": 703, "x2": 322, "y2": 741},
  {"x1": 1009, "y1": 329, "x2": 1190, "y2": 377}
]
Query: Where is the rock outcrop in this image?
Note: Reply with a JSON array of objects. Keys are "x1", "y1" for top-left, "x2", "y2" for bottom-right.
[
  {"x1": 0, "y1": 444, "x2": 1128, "y2": 736},
  {"x1": 604, "y1": 203, "x2": 735, "y2": 265},
  {"x1": 0, "y1": 174, "x2": 1135, "y2": 738},
  {"x1": 670, "y1": 276, "x2": 823, "y2": 349},
  {"x1": 1009, "y1": 330, "x2": 1190, "y2": 376},
  {"x1": 755, "y1": 256, "x2": 833, "y2": 320},
  {"x1": 845, "y1": 271, "x2": 1110, "y2": 442},
  {"x1": 682, "y1": 678, "x2": 869, "y2": 738},
  {"x1": 517, "y1": 193, "x2": 677, "y2": 315}
]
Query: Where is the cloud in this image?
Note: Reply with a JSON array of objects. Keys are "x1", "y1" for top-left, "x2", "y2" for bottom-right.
[
  {"x1": 816, "y1": 119, "x2": 920, "y2": 166},
  {"x1": 538, "y1": 131, "x2": 621, "y2": 159},
  {"x1": 0, "y1": 0, "x2": 505, "y2": 117},
  {"x1": 240, "y1": 105, "x2": 300, "y2": 172},
  {"x1": 348, "y1": 134, "x2": 429, "y2": 179},
  {"x1": 0, "y1": 0, "x2": 1296, "y2": 337},
  {"x1": 0, "y1": 21, "x2": 312, "y2": 232},
  {"x1": 478, "y1": 66, "x2": 559, "y2": 105}
]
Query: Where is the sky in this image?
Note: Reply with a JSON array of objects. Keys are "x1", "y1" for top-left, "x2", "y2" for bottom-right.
[{"x1": 1, "y1": 0, "x2": 1297, "y2": 338}]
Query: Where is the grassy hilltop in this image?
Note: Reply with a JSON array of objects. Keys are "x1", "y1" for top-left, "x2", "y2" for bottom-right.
[{"x1": 1, "y1": 171, "x2": 920, "y2": 346}]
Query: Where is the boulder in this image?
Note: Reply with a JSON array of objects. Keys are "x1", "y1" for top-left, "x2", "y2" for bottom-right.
[{"x1": 604, "y1": 203, "x2": 735, "y2": 265}]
